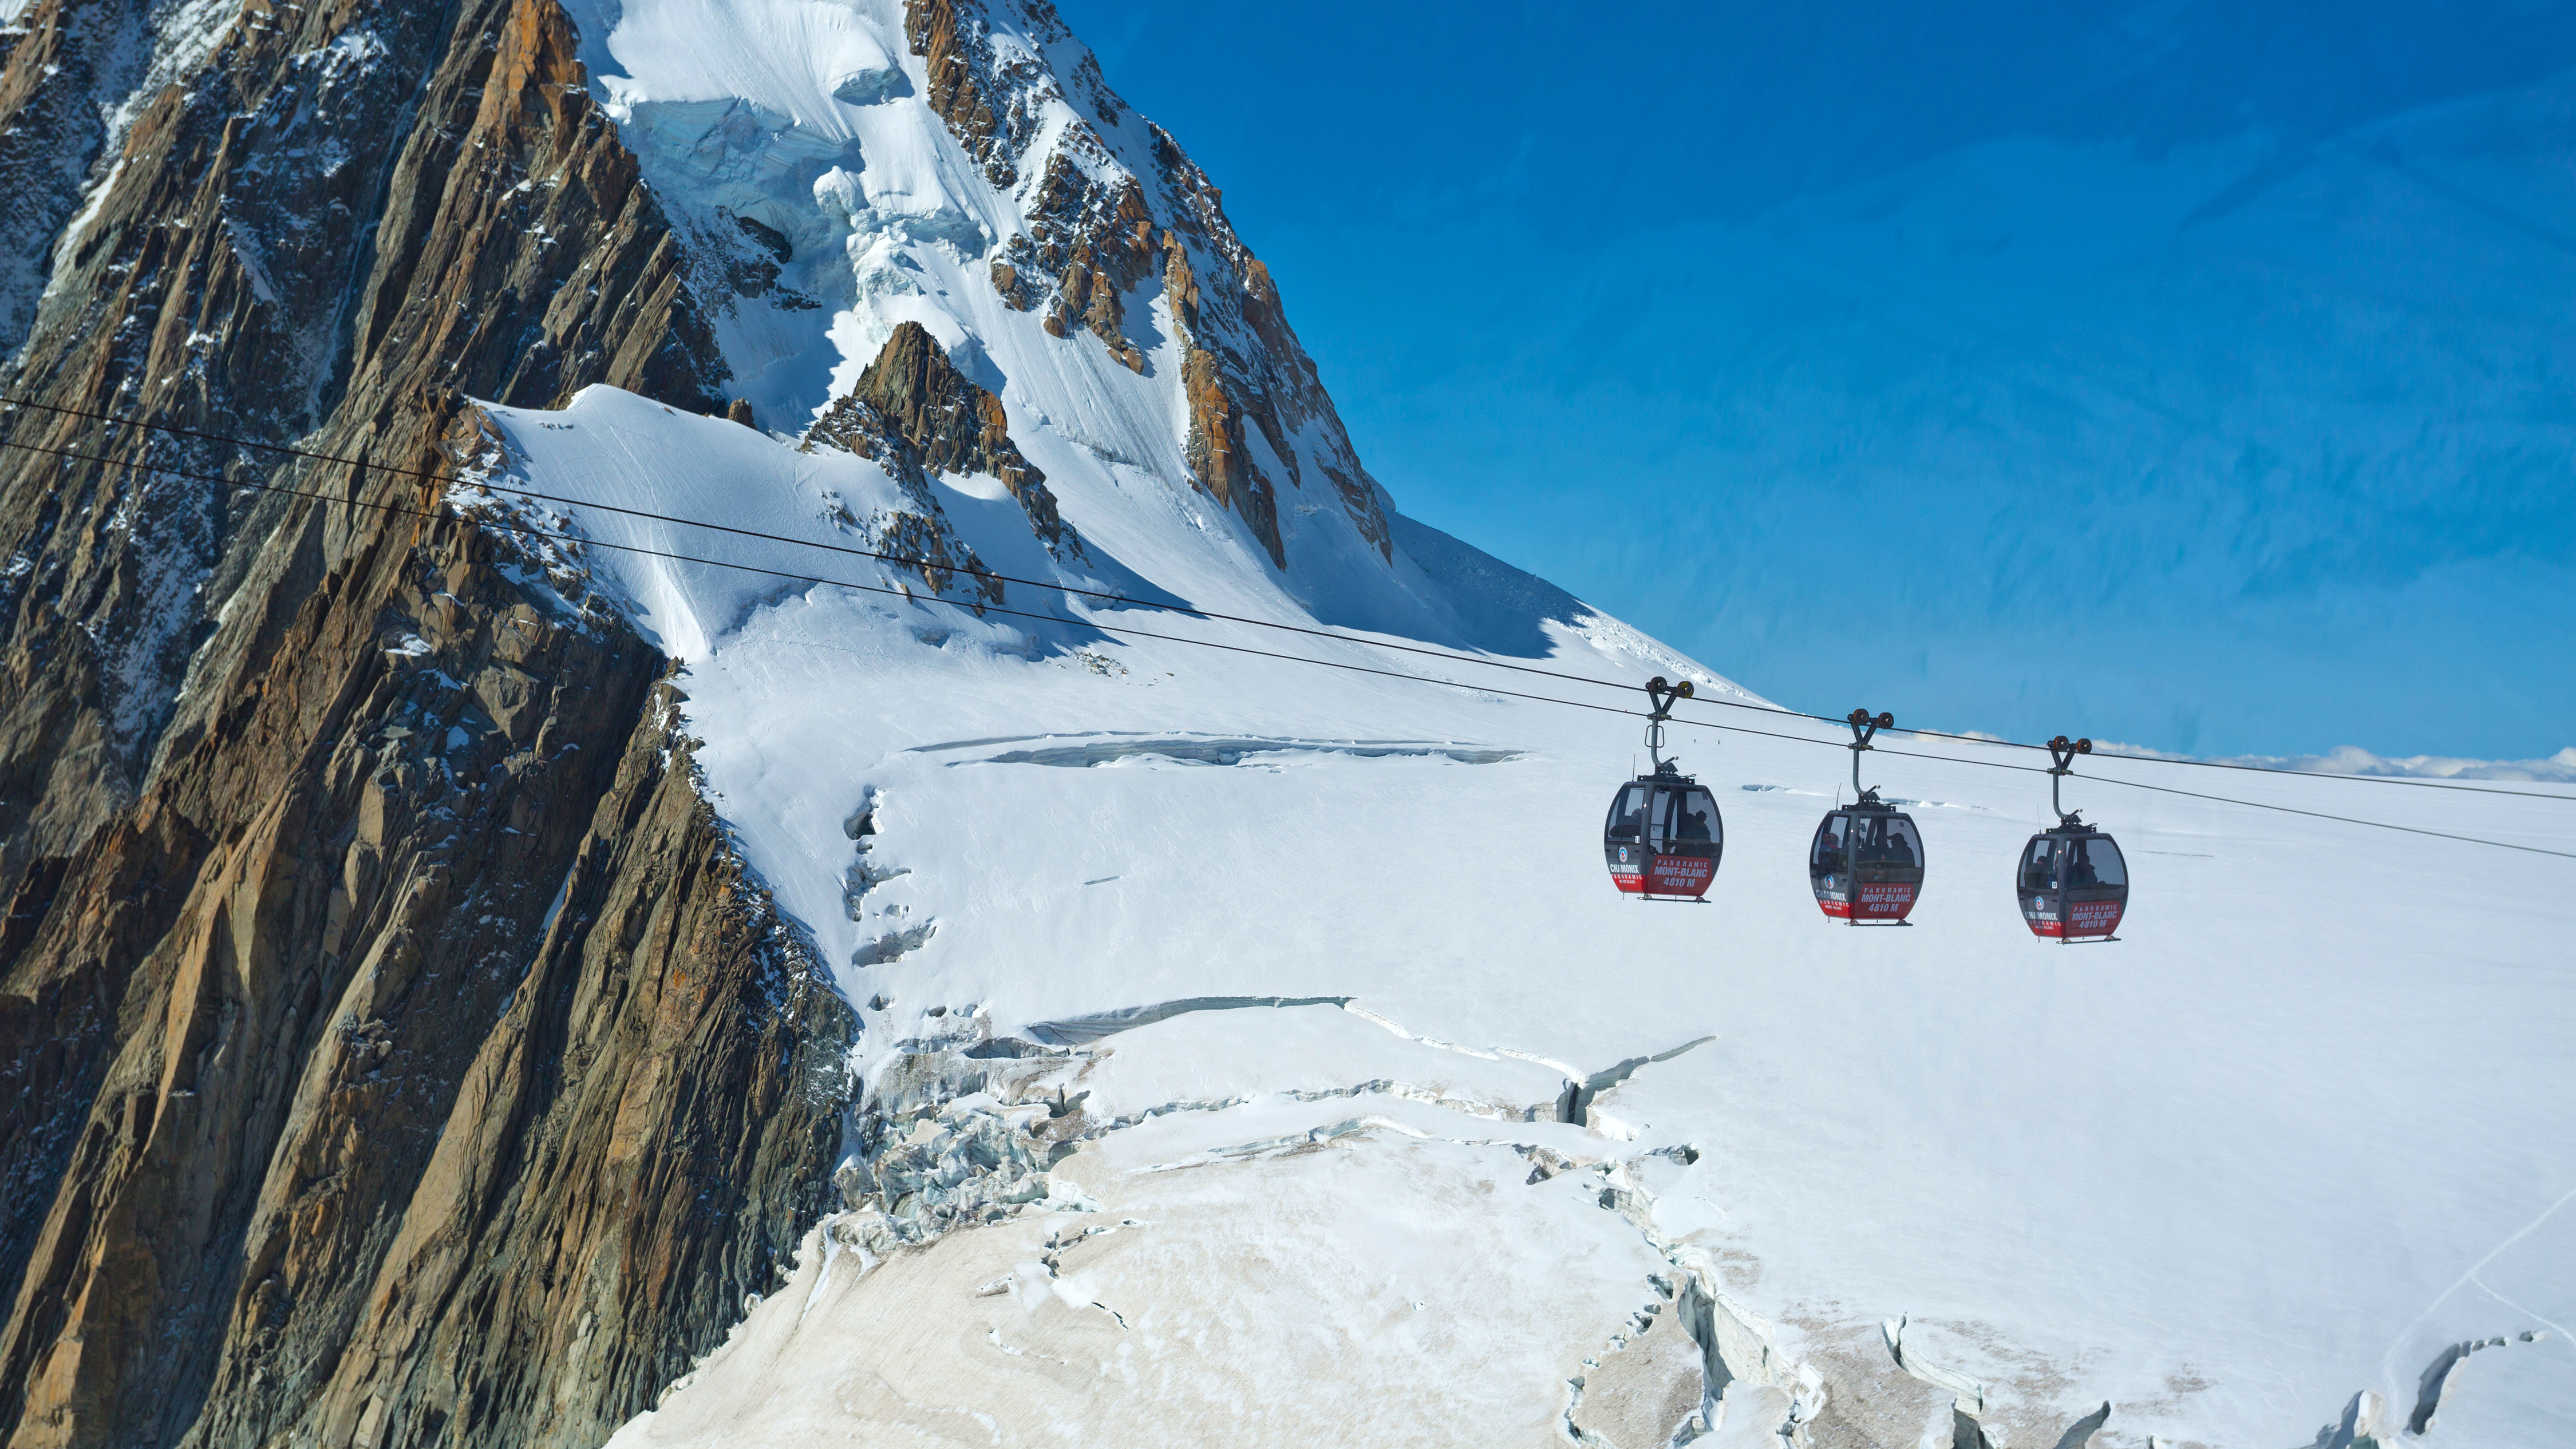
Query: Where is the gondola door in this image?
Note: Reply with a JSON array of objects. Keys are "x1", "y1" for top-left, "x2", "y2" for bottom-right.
[
  {"x1": 1810, "y1": 810, "x2": 1855, "y2": 917},
  {"x1": 1641, "y1": 779, "x2": 1721, "y2": 899},
  {"x1": 2063, "y1": 835, "x2": 2128, "y2": 937},
  {"x1": 1849, "y1": 812, "x2": 1924, "y2": 923},
  {"x1": 2017, "y1": 836, "x2": 2063, "y2": 936},
  {"x1": 1603, "y1": 782, "x2": 1649, "y2": 894}
]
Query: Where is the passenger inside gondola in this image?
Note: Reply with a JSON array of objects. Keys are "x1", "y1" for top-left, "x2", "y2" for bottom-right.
[
  {"x1": 1883, "y1": 819, "x2": 1918, "y2": 867},
  {"x1": 1678, "y1": 799, "x2": 1714, "y2": 842},
  {"x1": 2020, "y1": 841, "x2": 2057, "y2": 893},
  {"x1": 2066, "y1": 837, "x2": 2125, "y2": 888}
]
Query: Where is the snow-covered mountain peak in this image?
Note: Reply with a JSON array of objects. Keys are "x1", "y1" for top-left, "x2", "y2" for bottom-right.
[{"x1": 559, "y1": 0, "x2": 1393, "y2": 606}]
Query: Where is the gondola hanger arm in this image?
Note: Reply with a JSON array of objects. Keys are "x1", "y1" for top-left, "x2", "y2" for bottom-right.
[
  {"x1": 1846, "y1": 708, "x2": 1894, "y2": 801},
  {"x1": 2045, "y1": 735, "x2": 2093, "y2": 825},
  {"x1": 1642, "y1": 677, "x2": 1696, "y2": 773}
]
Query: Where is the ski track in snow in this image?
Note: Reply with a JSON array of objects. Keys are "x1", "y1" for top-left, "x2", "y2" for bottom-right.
[{"x1": 2380, "y1": 1183, "x2": 2576, "y2": 1383}]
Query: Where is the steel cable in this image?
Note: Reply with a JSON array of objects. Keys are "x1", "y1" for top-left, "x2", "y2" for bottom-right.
[{"x1": 5, "y1": 408, "x2": 2572, "y2": 829}]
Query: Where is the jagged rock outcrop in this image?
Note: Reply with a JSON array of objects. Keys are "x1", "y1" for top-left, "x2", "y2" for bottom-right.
[
  {"x1": 991, "y1": 153, "x2": 1156, "y2": 374},
  {"x1": 805, "y1": 320, "x2": 1078, "y2": 580},
  {"x1": 832, "y1": 323, "x2": 1046, "y2": 494},
  {"x1": 0, "y1": 0, "x2": 853, "y2": 1444},
  {"x1": 908, "y1": 0, "x2": 1390, "y2": 569},
  {"x1": 904, "y1": 0, "x2": 1024, "y2": 190}
]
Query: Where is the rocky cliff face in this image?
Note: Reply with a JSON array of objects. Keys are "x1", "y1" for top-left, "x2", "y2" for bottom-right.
[
  {"x1": 0, "y1": 0, "x2": 725, "y2": 889},
  {"x1": 0, "y1": 403, "x2": 851, "y2": 1449},
  {"x1": 0, "y1": 0, "x2": 854, "y2": 1443},
  {"x1": 0, "y1": 0, "x2": 1406, "y2": 1440},
  {"x1": 922, "y1": 0, "x2": 1392, "y2": 569}
]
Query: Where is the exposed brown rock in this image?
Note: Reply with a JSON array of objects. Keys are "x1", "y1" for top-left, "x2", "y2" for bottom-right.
[
  {"x1": 1017, "y1": 155, "x2": 1155, "y2": 373},
  {"x1": 986, "y1": 154, "x2": 1160, "y2": 371},
  {"x1": 0, "y1": 0, "x2": 727, "y2": 893},
  {"x1": 0, "y1": 0, "x2": 853, "y2": 1445},
  {"x1": 805, "y1": 320, "x2": 1079, "y2": 570},
  {"x1": 1180, "y1": 343, "x2": 1281, "y2": 568},
  {"x1": 0, "y1": 393, "x2": 852, "y2": 1449},
  {"x1": 342, "y1": 0, "x2": 728, "y2": 412},
  {"x1": 841, "y1": 323, "x2": 1038, "y2": 489},
  {"x1": 1148, "y1": 137, "x2": 1388, "y2": 568},
  {"x1": 0, "y1": 0, "x2": 152, "y2": 353},
  {"x1": 905, "y1": 0, "x2": 1018, "y2": 189},
  {"x1": 990, "y1": 258, "x2": 1031, "y2": 310},
  {"x1": 906, "y1": 3, "x2": 1389, "y2": 570}
]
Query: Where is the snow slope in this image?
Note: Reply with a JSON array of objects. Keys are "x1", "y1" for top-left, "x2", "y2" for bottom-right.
[
  {"x1": 469, "y1": 388, "x2": 2575, "y2": 1449},
  {"x1": 444, "y1": 3, "x2": 2576, "y2": 1444}
]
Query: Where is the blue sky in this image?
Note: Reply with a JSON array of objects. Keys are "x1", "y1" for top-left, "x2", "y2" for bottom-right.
[{"x1": 1056, "y1": 1, "x2": 2576, "y2": 760}]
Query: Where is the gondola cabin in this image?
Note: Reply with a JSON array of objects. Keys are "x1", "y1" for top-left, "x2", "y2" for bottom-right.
[
  {"x1": 2016, "y1": 827, "x2": 2128, "y2": 940},
  {"x1": 1808, "y1": 803, "x2": 1924, "y2": 924},
  {"x1": 1603, "y1": 770, "x2": 1723, "y2": 900}
]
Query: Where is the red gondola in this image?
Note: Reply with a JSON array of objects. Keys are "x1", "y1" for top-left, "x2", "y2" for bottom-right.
[
  {"x1": 1808, "y1": 709, "x2": 1926, "y2": 925},
  {"x1": 2017, "y1": 737, "x2": 2129, "y2": 942},
  {"x1": 1602, "y1": 678, "x2": 1724, "y2": 900}
]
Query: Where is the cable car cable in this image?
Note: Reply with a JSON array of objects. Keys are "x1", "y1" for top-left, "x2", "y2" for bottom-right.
[
  {"x1": 0, "y1": 438, "x2": 1664, "y2": 716},
  {"x1": 0, "y1": 418, "x2": 2132, "y2": 769},
  {"x1": 5, "y1": 401, "x2": 2569, "y2": 803},
  {"x1": 2069, "y1": 771, "x2": 2576, "y2": 861},
  {"x1": 1864, "y1": 727, "x2": 2569, "y2": 799},
  {"x1": 0, "y1": 398, "x2": 1805, "y2": 694},
  {"x1": 1860, "y1": 744, "x2": 2576, "y2": 860},
  {"x1": 13, "y1": 438, "x2": 2570, "y2": 860},
  {"x1": 6, "y1": 396, "x2": 2565, "y2": 801}
]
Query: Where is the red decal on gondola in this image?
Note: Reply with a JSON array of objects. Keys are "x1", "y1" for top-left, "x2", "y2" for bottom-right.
[
  {"x1": 2067, "y1": 899, "x2": 2123, "y2": 935},
  {"x1": 2022, "y1": 896, "x2": 2060, "y2": 937},
  {"x1": 2024, "y1": 897, "x2": 2123, "y2": 938},
  {"x1": 1855, "y1": 882, "x2": 1916, "y2": 919},
  {"x1": 1646, "y1": 856, "x2": 1714, "y2": 896}
]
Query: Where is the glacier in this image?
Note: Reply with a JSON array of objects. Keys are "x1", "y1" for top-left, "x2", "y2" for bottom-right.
[{"x1": 404, "y1": 1, "x2": 2576, "y2": 1444}]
